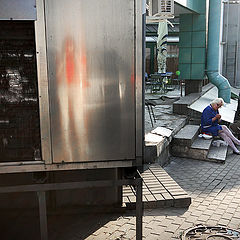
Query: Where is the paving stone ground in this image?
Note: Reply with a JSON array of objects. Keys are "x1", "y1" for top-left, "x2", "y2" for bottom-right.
[
  {"x1": 2, "y1": 152, "x2": 240, "y2": 240},
  {"x1": 123, "y1": 165, "x2": 191, "y2": 209},
  {"x1": 82, "y1": 153, "x2": 240, "y2": 240},
  {"x1": 66, "y1": 89, "x2": 240, "y2": 239},
  {"x1": 4, "y1": 151, "x2": 234, "y2": 240}
]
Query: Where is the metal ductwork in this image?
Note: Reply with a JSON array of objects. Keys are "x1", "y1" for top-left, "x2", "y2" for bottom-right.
[{"x1": 207, "y1": 0, "x2": 231, "y2": 103}]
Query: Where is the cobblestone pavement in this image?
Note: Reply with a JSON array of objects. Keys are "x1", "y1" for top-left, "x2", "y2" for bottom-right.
[
  {"x1": 2, "y1": 146, "x2": 240, "y2": 240},
  {"x1": 4, "y1": 152, "x2": 239, "y2": 240},
  {"x1": 84, "y1": 152, "x2": 240, "y2": 240}
]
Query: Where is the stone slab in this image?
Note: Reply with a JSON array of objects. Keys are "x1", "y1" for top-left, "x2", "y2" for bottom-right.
[
  {"x1": 145, "y1": 133, "x2": 165, "y2": 145},
  {"x1": 171, "y1": 137, "x2": 213, "y2": 161},
  {"x1": 151, "y1": 127, "x2": 172, "y2": 138},
  {"x1": 173, "y1": 125, "x2": 200, "y2": 146},
  {"x1": 173, "y1": 93, "x2": 200, "y2": 115},
  {"x1": 173, "y1": 93, "x2": 200, "y2": 105},
  {"x1": 207, "y1": 145, "x2": 228, "y2": 163},
  {"x1": 191, "y1": 137, "x2": 212, "y2": 150},
  {"x1": 173, "y1": 83, "x2": 214, "y2": 115}
]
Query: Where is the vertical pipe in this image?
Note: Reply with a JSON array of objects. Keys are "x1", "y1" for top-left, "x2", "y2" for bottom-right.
[
  {"x1": 207, "y1": 0, "x2": 231, "y2": 103},
  {"x1": 207, "y1": 0, "x2": 222, "y2": 71},
  {"x1": 219, "y1": 0, "x2": 224, "y2": 74},
  {"x1": 37, "y1": 191, "x2": 48, "y2": 240},
  {"x1": 136, "y1": 178, "x2": 143, "y2": 240},
  {"x1": 224, "y1": 0, "x2": 230, "y2": 75}
]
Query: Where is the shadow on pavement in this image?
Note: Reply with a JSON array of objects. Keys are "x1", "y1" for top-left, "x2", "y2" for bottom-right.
[{"x1": 0, "y1": 207, "x2": 126, "y2": 240}]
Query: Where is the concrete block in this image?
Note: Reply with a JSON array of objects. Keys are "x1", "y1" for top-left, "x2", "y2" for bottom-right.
[
  {"x1": 151, "y1": 127, "x2": 172, "y2": 138},
  {"x1": 207, "y1": 145, "x2": 228, "y2": 163},
  {"x1": 171, "y1": 145, "x2": 203, "y2": 161},
  {"x1": 185, "y1": 80, "x2": 203, "y2": 95},
  {"x1": 173, "y1": 93, "x2": 200, "y2": 115},
  {"x1": 191, "y1": 137, "x2": 212, "y2": 150},
  {"x1": 172, "y1": 125, "x2": 199, "y2": 146},
  {"x1": 144, "y1": 132, "x2": 171, "y2": 166}
]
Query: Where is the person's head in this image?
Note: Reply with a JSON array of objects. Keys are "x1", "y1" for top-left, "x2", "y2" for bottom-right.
[{"x1": 211, "y1": 98, "x2": 224, "y2": 111}]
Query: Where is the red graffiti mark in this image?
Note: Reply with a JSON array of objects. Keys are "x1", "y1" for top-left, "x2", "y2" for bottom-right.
[
  {"x1": 80, "y1": 53, "x2": 89, "y2": 88},
  {"x1": 131, "y1": 71, "x2": 134, "y2": 86},
  {"x1": 131, "y1": 60, "x2": 135, "y2": 99},
  {"x1": 65, "y1": 38, "x2": 75, "y2": 84}
]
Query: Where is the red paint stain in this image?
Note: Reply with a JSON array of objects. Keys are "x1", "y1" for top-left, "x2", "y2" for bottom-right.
[
  {"x1": 131, "y1": 59, "x2": 135, "y2": 99},
  {"x1": 131, "y1": 71, "x2": 134, "y2": 87},
  {"x1": 65, "y1": 38, "x2": 75, "y2": 84},
  {"x1": 79, "y1": 53, "x2": 89, "y2": 88}
]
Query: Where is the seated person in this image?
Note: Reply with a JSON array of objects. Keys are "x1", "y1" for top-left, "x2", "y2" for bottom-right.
[{"x1": 201, "y1": 98, "x2": 240, "y2": 154}]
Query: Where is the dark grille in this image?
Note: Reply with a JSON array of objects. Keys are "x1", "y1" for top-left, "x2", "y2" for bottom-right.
[{"x1": 0, "y1": 21, "x2": 41, "y2": 162}]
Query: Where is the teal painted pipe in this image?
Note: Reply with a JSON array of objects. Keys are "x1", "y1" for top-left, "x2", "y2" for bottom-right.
[{"x1": 207, "y1": 0, "x2": 231, "y2": 103}]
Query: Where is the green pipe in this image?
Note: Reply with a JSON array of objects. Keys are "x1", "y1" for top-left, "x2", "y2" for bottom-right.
[{"x1": 207, "y1": 0, "x2": 231, "y2": 103}]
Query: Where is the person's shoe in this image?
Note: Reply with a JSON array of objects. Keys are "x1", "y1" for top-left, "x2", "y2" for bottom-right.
[
  {"x1": 202, "y1": 133, "x2": 213, "y2": 140},
  {"x1": 233, "y1": 151, "x2": 240, "y2": 155}
]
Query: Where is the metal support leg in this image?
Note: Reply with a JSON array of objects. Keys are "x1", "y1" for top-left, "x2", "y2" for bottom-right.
[
  {"x1": 37, "y1": 191, "x2": 48, "y2": 240},
  {"x1": 136, "y1": 178, "x2": 143, "y2": 240},
  {"x1": 150, "y1": 105, "x2": 156, "y2": 122},
  {"x1": 180, "y1": 80, "x2": 183, "y2": 97},
  {"x1": 147, "y1": 105, "x2": 154, "y2": 127}
]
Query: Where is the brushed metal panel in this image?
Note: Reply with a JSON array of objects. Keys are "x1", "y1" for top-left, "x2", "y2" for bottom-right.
[
  {"x1": 45, "y1": 0, "x2": 136, "y2": 163},
  {"x1": 35, "y1": 0, "x2": 52, "y2": 164},
  {"x1": 0, "y1": 0, "x2": 36, "y2": 20},
  {"x1": 136, "y1": 0, "x2": 144, "y2": 159}
]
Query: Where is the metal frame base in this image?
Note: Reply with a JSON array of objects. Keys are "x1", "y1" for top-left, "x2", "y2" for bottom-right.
[{"x1": 0, "y1": 173, "x2": 143, "y2": 240}]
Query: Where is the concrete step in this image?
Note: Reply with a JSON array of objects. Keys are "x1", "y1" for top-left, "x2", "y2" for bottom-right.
[
  {"x1": 171, "y1": 132, "x2": 228, "y2": 163},
  {"x1": 171, "y1": 137, "x2": 213, "y2": 161},
  {"x1": 144, "y1": 117, "x2": 188, "y2": 166},
  {"x1": 122, "y1": 164, "x2": 191, "y2": 209},
  {"x1": 173, "y1": 93, "x2": 200, "y2": 115},
  {"x1": 172, "y1": 125, "x2": 200, "y2": 147},
  {"x1": 207, "y1": 145, "x2": 228, "y2": 163},
  {"x1": 173, "y1": 83, "x2": 214, "y2": 115},
  {"x1": 191, "y1": 137, "x2": 212, "y2": 150}
]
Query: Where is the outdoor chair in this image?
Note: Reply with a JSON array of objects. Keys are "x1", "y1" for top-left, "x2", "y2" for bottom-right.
[{"x1": 145, "y1": 99, "x2": 157, "y2": 127}]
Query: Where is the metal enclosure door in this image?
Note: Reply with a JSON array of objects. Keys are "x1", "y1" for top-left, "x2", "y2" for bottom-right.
[
  {"x1": 45, "y1": 0, "x2": 136, "y2": 163},
  {"x1": 0, "y1": 0, "x2": 36, "y2": 20}
]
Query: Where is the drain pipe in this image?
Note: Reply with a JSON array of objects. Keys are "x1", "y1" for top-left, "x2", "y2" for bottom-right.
[{"x1": 207, "y1": 0, "x2": 231, "y2": 103}]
